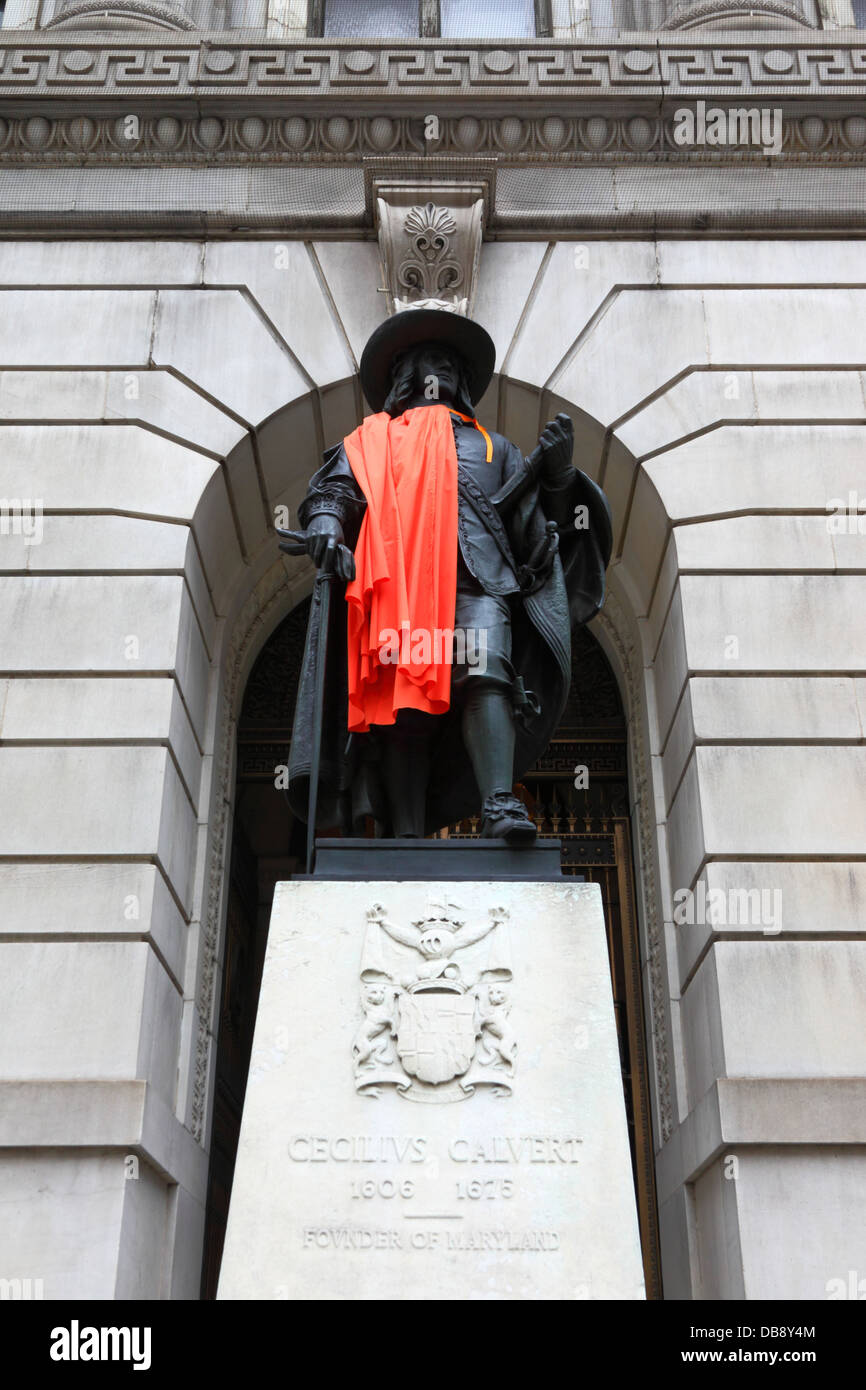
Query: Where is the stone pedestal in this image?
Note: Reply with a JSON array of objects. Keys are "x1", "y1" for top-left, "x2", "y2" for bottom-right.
[{"x1": 218, "y1": 878, "x2": 645, "y2": 1301}]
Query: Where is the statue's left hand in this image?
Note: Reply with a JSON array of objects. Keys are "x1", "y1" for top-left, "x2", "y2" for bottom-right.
[{"x1": 529, "y1": 413, "x2": 574, "y2": 487}]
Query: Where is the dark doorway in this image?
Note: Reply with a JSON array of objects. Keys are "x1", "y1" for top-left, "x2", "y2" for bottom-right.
[{"x1": 201, "y1": 598, "x2": 661, "y2": 1298}]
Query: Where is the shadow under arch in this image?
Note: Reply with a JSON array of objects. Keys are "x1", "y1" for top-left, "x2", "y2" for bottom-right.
[{"x1": 195, "y1": 376, "x2": 666, "y2": 1298}]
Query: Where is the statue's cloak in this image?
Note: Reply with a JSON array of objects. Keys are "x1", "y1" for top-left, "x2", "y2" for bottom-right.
[{"x1": 286, "y1": 457, "x2": 612, "y2": 837}]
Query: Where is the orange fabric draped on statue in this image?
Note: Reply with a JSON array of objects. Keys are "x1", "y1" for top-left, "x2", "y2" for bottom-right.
[{"x1": 343, "y1": 405, "x2": 459, "y2": 733}]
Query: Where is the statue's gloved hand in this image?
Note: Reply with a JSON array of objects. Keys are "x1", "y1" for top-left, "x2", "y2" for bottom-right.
[
  {"x1": 528, "y1": 413, "x2": 574, "y2": 489},
  {"x1": 276, "y1": 514, "x2": 356, "y2": 582}
]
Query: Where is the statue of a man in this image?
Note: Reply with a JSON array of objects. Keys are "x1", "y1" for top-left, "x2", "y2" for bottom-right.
[{"x1": 281, "y1": 308, "x2": 612, "y2": 844}]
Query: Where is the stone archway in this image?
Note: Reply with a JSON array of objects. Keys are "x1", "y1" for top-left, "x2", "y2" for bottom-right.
[{"x1": 190, "y1": 375, "x2": 674, "y2": 1299}]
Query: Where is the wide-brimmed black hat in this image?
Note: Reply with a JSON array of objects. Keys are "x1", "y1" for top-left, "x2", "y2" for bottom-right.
[{"x1": 359, "y1": 308, "x2": 496, "y2": 413}]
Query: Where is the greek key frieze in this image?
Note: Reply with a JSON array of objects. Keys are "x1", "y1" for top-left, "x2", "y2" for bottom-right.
[{"x1": 1, "y1": 40, "x2": 866, "y2": 98}]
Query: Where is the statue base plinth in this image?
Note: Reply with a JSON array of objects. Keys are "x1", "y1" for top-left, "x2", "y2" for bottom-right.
[
  {"x1": 305, "y1": 837, "x2": 566, "y2": 881},
  {"x1": 217, "y1": 878, "x2": 645, "y2": 1301}
]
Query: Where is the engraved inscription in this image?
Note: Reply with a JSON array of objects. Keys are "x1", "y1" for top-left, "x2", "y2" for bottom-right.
[
  {"x1": 288, "y1": 1135, "x2": 581, "y2": 1162},
  {"x1": 300, "y1": 1228, "x2": 561, "y2": 1252},
  {"x1": 289, "y1": 1132, "x2": 579, "y2": 1253}
]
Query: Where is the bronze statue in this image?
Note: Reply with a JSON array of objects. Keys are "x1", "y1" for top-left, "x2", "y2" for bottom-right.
[{"x1": 279, "y1": 308, "x2": 612, "y2": 848}]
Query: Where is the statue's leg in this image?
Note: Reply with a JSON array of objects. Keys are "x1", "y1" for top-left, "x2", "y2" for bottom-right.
[
  {"x1": 461, "y1": 683, "x2": 536, "y2": 843},
  {"x1": 379, "y1": 711, "x2": 436, "y2": 838},
  {"x1": 461, "y1": 682, "x2": 514, "y2": 794},
  {"x1": 454, "y1": 575, "x2": 536, "y2": 845}
]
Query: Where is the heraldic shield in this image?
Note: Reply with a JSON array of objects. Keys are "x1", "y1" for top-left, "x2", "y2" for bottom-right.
[
  {"x1": 396, "y1": 988, "x2": 477, "y2": 1085},
  {"x1": 353, "y1": 897, "x2": 516, "y2": 1102}
]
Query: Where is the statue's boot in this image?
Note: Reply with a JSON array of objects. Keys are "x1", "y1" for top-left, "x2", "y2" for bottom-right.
[{"x1": 462, "y1": 684, "x2": 536, "y2": 844}]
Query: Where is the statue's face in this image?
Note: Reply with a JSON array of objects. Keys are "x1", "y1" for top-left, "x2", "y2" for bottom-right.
[
  {"x1": 366, "y1": 985, "x2": 385, "y2": 1006},
  {"x1": 410, "y1": 345, "x2": 461, "y2": 406}
]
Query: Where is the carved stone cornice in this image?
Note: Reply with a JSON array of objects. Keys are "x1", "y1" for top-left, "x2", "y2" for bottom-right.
[
  {"x1": 3, "y1": 37, "x2": 866, "y2": 233},
  {"x1": 2, "y1": 36, "x2": 866, "y2": 100}
]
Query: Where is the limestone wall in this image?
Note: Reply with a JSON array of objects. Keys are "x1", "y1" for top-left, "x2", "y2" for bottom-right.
[{"x1": 0, "y1": 236, "x2": 863, "y2": 1298}]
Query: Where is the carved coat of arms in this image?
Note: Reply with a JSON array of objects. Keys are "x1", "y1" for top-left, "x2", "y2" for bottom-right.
[{"x1": 352, "y1": 897, "x2": 516, "y2": 1103}]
